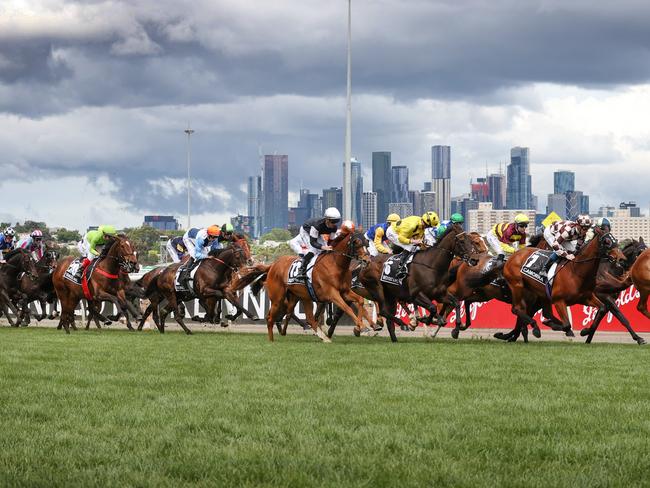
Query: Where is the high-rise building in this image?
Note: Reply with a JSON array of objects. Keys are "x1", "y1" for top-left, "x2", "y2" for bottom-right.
[
  {"x1": 362, "y1": 192, "x2": 378, "y2": 230},
  {"x1": 432, "y1": 145, "x2": 451, "y2": 219},
  {"x1": 143, "y1": 215, "x2": 179, "y2": 231},
  {"x1": 351, "y1": 158, "x2": 363, "y2": 225},
  {"x1": 391, "y1": 166, "x2": 409, "y2": 203},
  {"x1": 262, "y1": 154, "x2": 289, "y2": 233},
  {"x1": 247, "y1": 175, "x2": 262, "y2": 238},
  {"x1": 372, "y1": 152, "x2": 392, "y2": 222},
  {"x1": 487, "y1": 173, "x2": 506, "y2": 210},
  {"x1": 565, "y1": 191, "x2": 585, "y2": 220},
  {"x1": 420, "y1": 191, "x2": 437, "y2": 215},
  {"x1": 451, "y1": 195, "x2": 479, "y2": 226},
  {"x1": 620, "y1": 201, "x2": 641, "y2": 217},
  {"x1": 471, "y1": 177, "x2": 489, "y2": 202},
  {"x1": 506, "y1": 147, "x2": 534, "y2": 210},
  {"x1": 546, "y1": 193, "x2": 567, "y2": 219},
  {"x1": 554, "y1": 170, "x2": 575, "y2": 195},
  {"x1": 423, "y1": 181, "x2": 432, "y2": 192},
  {"x1": 322, "y1": 187, "x2": 343, "y2": 212},
  {"x1": 388, "y1": 202, "x2": 413, "y2": 217},
  {"x1": 409, "y1": 190, "x2": 421, "y2": 216}
]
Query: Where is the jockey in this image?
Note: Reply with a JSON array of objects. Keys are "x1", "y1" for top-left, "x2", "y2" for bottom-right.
[
  {"x1": 420, "y1": 211, "x2": 441, "y2": 246},
  {"x1": 385, "y1": 215, "x2": 429, "y2": 278},
  {"x1": 364, "y1": 213, "x2": 400, "y2": 257},
  {"x1": 17, "y1": 229, "x2": 46, "y2": 261},
  {"x1": 290, "y1": 207, "x2": 341, "y2": 278},
  {"x1": 79, "y1": 225, "x2": 117, "y2": 268},
  {"x1": 178, "y1": 225, "x2": 221, "y2": 287},
  {"x1": 165, "y1": 236, "x2": 187, "y2": 263},
  {"x1": 182, "y1": 227, "x2": 201, "y2": 258},
  {"x1": 486, "y1": 213, "x2": 529, "y2": 260},
  {"x1": 0, "y1": 227, "x2": 16, "y2": 262},
  {"x1": 586, "y1": 217, "x2": 611, "y2": 242},
  {"x1": 541, "y1": 214, "x2": 592, "y2": 277},
  {"x1": 213, "y1": 223, "x2": 235, "y2": 250},
  {"x1": 435, "y1": 213, "x2": 465, "y2": 242}
]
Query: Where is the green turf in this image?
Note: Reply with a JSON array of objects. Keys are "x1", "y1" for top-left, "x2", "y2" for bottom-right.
[{"x1": 0, "y1": 328, "x2": 649, "y2": 487}]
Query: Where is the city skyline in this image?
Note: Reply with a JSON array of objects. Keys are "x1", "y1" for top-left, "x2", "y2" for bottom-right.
[{"x1": 2, "y1": 1, "x2": 650, "y2": 231}]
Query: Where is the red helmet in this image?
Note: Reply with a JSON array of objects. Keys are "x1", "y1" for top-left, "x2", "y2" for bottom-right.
[
  {"x1": 31, "y1": 229, "x2": 43, "y2": 238},
  {"x1": 207, "y1": 225, "x2": 221, "y2": 237}
]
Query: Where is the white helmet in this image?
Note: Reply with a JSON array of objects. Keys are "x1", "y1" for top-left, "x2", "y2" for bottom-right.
[
  {"x1": 324, "y1": 207, "x2": 341, "y2": 222},
  {"x1": 576, "y1": 214, "x2": 592, "y2": 228}
]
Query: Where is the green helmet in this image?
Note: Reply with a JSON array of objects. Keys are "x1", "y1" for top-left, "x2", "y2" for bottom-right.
[
  {"x1": 223, "y1": 223, "x2": 234, "y2": 233},
  {"x1": 451, "y1": 213, "x2": 464, "y2": 224},
  {"x1": 99, "y1": 225, "x2": 117, "y2": 236}
]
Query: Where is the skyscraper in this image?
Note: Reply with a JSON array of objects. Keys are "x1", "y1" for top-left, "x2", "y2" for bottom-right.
[
  {"x1": 554, "y1": 170, "x2": 575, "y2": 194},
  {"x1": 372, "y1": 151, "x2": 392, "y2": 221},
  {"x1": 362, "y1": 192, "x2": 377, "y2": 230},
  {"x1": 420, "y1": 191, "x2": 437, "y2": 215},
  {"x1": 432, "y1": 145, "x2": 451, "y2": 219},
  {"x1": 506, "y1": 147, "x2": 533, "y2": 209},
  {"x1": 487, "y1": 173, "x2": 506, "y2": 210},
  {"x1": 409, "y1": 190, "x2": 421, "y2": 216},
  {"x1": 391, "y1": 166, "x2": 409, "y2": 203},
  {"x1": 263, "y1": 154, "x2": 288, "y2": 233},
  {"x1": 322, "y1": 187, "x2": 343, "y2": 212},
  {"x1": 351, "y1": 158, "x2": 363, "y2": 225},
  {"x1": 247, "y1": 175, "x2": 262, "y2": 238}
]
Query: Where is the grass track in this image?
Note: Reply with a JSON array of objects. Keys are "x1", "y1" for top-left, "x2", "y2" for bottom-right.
[{"x1": 0, "y1": 328, "x2": 649, "y2": 487}]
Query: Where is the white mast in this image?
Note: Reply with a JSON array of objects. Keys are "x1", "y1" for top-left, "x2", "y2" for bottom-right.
[{"x1": 343, "y1": 0, "x2": 352, "y2": 220}]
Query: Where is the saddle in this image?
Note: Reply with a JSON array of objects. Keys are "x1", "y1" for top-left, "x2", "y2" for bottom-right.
[
  {"x1": 175, "y1": 260, "x2": 202, "y2": 294},
  {"x1": 63, "y1": 258, "x2": 101, "y2": 286},
  {"x1": 380, "y1": 253, "x2": 415, "y2": 285},
  {"x1": 520, "y1": 250, "x2": 558, "y2": 285},
  {"x1": 287, "y1": 255, "x2": 320, "y2": 302}
]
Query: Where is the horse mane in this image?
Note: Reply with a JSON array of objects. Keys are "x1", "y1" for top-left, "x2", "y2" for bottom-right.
[
  {"x1": 528, "y1": 233, "x2": 544, "y2": 247},
  {"x1": 208, "y1": 247, "x2": 228, "y2": 258}
]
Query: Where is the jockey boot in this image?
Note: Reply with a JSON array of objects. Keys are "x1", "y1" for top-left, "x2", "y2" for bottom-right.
[
  {"x1": 180, "y1": 257, "x2": 195, "y2": 288},
  {"x1": 396, "y1": 250, "x2": 412, "y2": 278},
  {"x1": 540, "y1": 253, "x2": 558, "y2": 278},
  {"x1": 297, "y1": 252, "x2": 314, "y2": 279}
]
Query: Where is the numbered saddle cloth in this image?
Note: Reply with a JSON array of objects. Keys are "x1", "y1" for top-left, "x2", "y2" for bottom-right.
[
  {"x1": 63, "y1": 258, "x2": 100, "y2": 285},
  {"x1": 380, "y1": 253, "x2": 415, "y2": 285},
  {"x1": 174, "y1": 261, "x2": 201, "y2": 293},
  {"x1": 520, "y1": 250, "x2": 558, "y2": 284},
  {"x1": 287, "y1": 254, "x2": 318, "y2": 285}
]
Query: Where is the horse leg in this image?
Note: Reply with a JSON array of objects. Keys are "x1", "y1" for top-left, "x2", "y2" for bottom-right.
[
  {"x1": 0, "y1": 290, "x2": 20, "y2": 326},
  {"x1": 165, "y1": 294, "x2": 191, "y2": 335},
  {"x1": 137, "y1": 302, "x2": 155, "y2": 331},
  {"x1": 636, "y1": 288, "x2": 650, "y2": 320},
  {"x1": 578, "y1": 295, "x2": 614, "y2": 344},
  {"x1": 378, "y1": 297, "x2": 400, "y2": 343},
  {"x1": 302, "y1": 299, "x2": 331, "y2": 343},
  {"x1": 266, "y1": 299, "x2": 288, "y2": 342},
  {"x1": 597, "y1": 295, "x2": 645, "y2": 345},
  {"x1": 552, "y1": 299, "x2": 575, "y2": 337}
]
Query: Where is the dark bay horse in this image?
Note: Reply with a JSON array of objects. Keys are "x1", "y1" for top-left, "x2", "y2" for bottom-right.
[
  {"x1": 144, "y1": 243, "x2": 252, "y2": 334},
  {"x1": 13, "y1": 248, "x2": 59, "y2": 324},
  {"x1": 502, "y1": 228, "x2": 621, "y2": 341},
  {"x1": 52, "y1": 235, "x2": 138, "y2": 333},
  {"x1": 359, "y1": 226, "x2": 478, "y2": 342},
  {"x1": 231, "y1": 230, "x2": 369, "y2": 342},
  {"x1": 0, "y1": 249, "x2": 39, "y2": 326}
]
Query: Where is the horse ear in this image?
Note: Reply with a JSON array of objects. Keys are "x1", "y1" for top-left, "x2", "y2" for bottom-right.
[{"x1": 640, "y1": 236, "x2": 645, "y2": 244}]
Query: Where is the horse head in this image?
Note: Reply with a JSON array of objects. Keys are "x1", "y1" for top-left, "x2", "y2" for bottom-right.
[
  {"x1": 454, "y1": 232, "x2": 481, "y2": 266},
  {"x1": 595, "y1": 230, "x2": 625, "y2": 266},
  {"x1": 5, "y1": 249, "x2": 39, "y2": 281},
  {"x1": 231, "y1": 234, "x2": 253, "y2": 265},
  {"x1": 110, "y1": 235, "x2": 139, "y2": 273},
  {"x1": 468, "y1": 232, "x2": 488, "y2": 253},
  {"x1": 331, "y1": 228, "x2": 369, "y2": 264},
  {"x1": 42, "y1": 247, "x2": 59, "y2": 272}
]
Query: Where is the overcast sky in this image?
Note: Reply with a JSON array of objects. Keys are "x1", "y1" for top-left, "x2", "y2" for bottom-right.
[{"x1": 1, "y1": 0, "x2": 650, "y2": 231}]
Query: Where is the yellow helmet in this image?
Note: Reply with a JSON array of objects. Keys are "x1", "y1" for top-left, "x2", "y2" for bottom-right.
[
  {"x1": 514, "y1": 213, "x2": 529, "y2": 225},
  {"x1": 421, "y1": 211, "x2": 440, "y2": 227},
  {"x1": 386, "y1": 213, "x2": 400, "y2": 224}
]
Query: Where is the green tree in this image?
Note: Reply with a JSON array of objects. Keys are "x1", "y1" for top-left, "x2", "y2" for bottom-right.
[
  {"x1": 259, "y1": 228, "x2": 292, "y2": 243},
  {"x1": 251, "y1": 243, "x2": 293, "y2": 263},
  {"x1": 14, "y1": 221, "x2": 52, "y2": 239},
  {"x1": 123, "y1": 226, "x2": 164, "y2": 254},
  {"x1": 55, "y1": 228, "x2": 81, "y2": 243}
]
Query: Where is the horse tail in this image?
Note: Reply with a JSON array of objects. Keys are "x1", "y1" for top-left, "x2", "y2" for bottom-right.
[
  {"x1": 231, "y1": 264, "x2": 270, "y2": 295},
  {"x1": 464, "y1": 259, "x2": 505, "y2": 289}
]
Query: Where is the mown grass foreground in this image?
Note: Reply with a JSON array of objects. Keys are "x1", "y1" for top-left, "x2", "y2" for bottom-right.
[{"x1": 0, "y1": 328, "x2": 649, "y2": 487}]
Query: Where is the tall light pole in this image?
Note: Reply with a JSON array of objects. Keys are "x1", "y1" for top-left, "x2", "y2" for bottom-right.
[
  {"x1": 343, "y1": 0, "x2": 352, "y2": 220},
  {"x1": 184, "y1": 125, "x2": 195, "y2": 229}
]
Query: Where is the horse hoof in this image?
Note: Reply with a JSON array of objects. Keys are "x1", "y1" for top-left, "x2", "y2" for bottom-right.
[
  {"x1": 636, "y1": 337, "x2": 647, "y2": 345},
  {"x1": 493, "y1": 332, "x2": 506, "y2": 341},
  {"x1": 326, "y1": 318, "x2": 333, "y2": 326},
  {"x1": 565, "y1": 329, "x2": 575, "y2": 337},
  {"x1": 579, "y1": 328, "x2": 591, "y2": 337},
  {"x1": 532, "y1": 328, "x2": 541, "y2": 339},
  {"x1": 353, "y1": 327, "x2": 360, "y2": 337},
  {"x1": 451, "y1": 329, "x2": 459, "y2": 340}
]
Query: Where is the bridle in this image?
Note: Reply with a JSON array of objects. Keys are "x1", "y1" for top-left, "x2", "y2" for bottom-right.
[{"x1": 573, "y1": 232, "x2": 618, "y2": 265}]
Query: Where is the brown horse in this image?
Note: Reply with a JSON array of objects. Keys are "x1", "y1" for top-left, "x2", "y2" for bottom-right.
[
  {"x1": 502, "y1": 228, "x2": 621, "y2": 341},
  {"x1": 52, "y1": 235, "x2": 139, "y2": 333},
  {"x1": 359, "y1": 226, "x2": 479, "y2": 342},
  {"x1": 144, "y1": 243, "x2": 252, "y2": 334},
  {"x1": 0, "y1": 249, "x2": 40, "y2": 326},
  {"x1": 631, "y1": 245, "x2": 650, "y2": 324},
  {"x1": 231, "y1": 230, "x2": 369, "y2": 342},
  {"x1": 13, "y1": 248, "x2": 59, "y2": 324}
]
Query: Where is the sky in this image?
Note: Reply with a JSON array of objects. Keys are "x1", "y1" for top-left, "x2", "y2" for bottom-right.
[{"x1": 1, "y1": 0, "x2": 650, "y2": 231}]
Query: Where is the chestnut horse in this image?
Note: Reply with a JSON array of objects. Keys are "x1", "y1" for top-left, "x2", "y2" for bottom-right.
[
  {"x1": 231, "y1": 230, "x2": 369, "y2": 342},
  {"x1": 631, "y1": 246, "x2": 650, "y2": 324},
  {"x1": 502, "y1": 228, "x2": 621, "y2": 341},
  {"x1": 52, "y1": 235, "x2": 139, "y2": 333}
]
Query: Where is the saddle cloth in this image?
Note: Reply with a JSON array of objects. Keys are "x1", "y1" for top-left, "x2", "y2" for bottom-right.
[
  {"x1": 175, "y1": 262, "x2": 202, "y2": 292},
  {"x1": 63, "y1": 258, "x2": 100, "y2": 285},
  {"x1": 380, "y1": 253, "x2": 415, "y2": 285},
  {"x1": 520, "y1": 250, "x2": 558, "y2": 284},
  {"x1": 287, "y1": 254, "x2": 318, "y2": 285}
]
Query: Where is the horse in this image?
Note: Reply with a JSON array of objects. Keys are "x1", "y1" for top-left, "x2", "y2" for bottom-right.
[
  {"x1": 13, "y1": 248, "x2": 59, "y2": 324},
  {"x1": 52, "y1": 235, "x2": 139, "y2": 333},
  {"x1": 578, "y1": 238, "x2": 648, "y2": 344},
  {"x1": 143, "y1": 243, "x2": 253, "y2": 334},
  {"x1": 501, "y1": 228, "x2": 622, "y2": 342},
  {"x1": 359, "y1": 226, "x2": 479, "y2": 342},
  {"x1": 630, "y1": 244, "x2": 650, "y2": 324},
  {"x1": 230, "y1": 230, "x2": 369, "y2": 342},
  {"x1": 0, "y1": 249, "x2": 40, "y2": 326}
]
